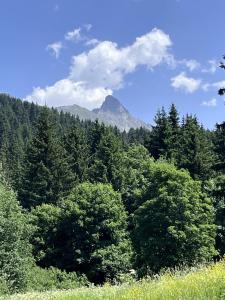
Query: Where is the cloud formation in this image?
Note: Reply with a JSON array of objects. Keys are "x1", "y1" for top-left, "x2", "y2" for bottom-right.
[
  {"x1": 46, "y1": 42, "x2": 63, "y2": 58},
  {"x1": 65, "y1": 28, "x2": 82, "y2": 42},
  {"x1": 27, "y1": 28, "x2": 173, "y2": 109},
  {"x1": 84, "y1": 24, "x2": 92, "y2": 31},
  {"x1": 202, "y1": 98, "x2": 217, "y2": 107},
  {"x1": 180, "y1": 59, "x2": 200, "y2": 71},
  {"x1": 171, "y1": 72, "x2": 201, "y2": 93},
  {"x1": 202, "y1": 59, "x2": 218, "y2": 74},
  {"x1": 70, "y1": 28, "x2": 172, "y2": 90},
  {"x1": 202, "y1": 80, "x2": 225, "y2": 92},
  {"x1": 26, "y1": 79, "x2": 112, "y2": 109}
]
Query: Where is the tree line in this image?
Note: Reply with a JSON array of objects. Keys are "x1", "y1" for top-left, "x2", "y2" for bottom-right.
[{"x1": 0, "y1": 93, "x2": 224, "y2": 293}]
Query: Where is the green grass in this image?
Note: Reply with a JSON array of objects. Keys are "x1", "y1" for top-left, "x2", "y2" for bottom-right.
[{"x1": 3, "y1": 261, "x2": 225, "y2": 300}]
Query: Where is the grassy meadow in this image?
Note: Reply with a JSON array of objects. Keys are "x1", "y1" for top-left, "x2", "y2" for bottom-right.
[{"x1": 3, "y1": 261, "x2": 225, "y2": 300}]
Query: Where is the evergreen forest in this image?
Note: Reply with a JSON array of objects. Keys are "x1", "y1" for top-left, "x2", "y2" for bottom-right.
[{"x1": 0, "y1": 91, "x2": 224, "y2": 294}]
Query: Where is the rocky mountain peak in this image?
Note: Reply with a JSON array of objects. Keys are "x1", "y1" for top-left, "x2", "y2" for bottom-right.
[
  {"x1": 57, "y1": 95, "x2": 151, "y2": 132},
  {"x1": 93, "y1": 95, "x2": 128, "y2": 114}
]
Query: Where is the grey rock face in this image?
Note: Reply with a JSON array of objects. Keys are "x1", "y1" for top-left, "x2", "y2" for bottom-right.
[{"x1": 57, "y1": 95, "x2": 150, "y2": 132}]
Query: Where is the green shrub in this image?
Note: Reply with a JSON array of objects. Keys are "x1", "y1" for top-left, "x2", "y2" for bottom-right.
[
  {"x1": 0, "y1": 178, "x2": 33, "y2": 293},
  {"x1": 27, "y1": 266, "x2": 89, "y2": 292}
]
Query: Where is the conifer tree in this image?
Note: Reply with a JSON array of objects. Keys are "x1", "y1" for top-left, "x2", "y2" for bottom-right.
[
  {"x1": 167, "y1": 103, "x2": 180, "y2": 161},
  {"x1": 148, "y1": 107, "x2": 172, "y2": 159},
  {"x1": 88, "y1": 128, "x2": 123, "y2": 189},
  {"x1": 64, "y1": 124, "x2": 89, "y2": 183},
  {"x1": 177, "y1": 115, "x2": 214, "y2": 180},
  {"x1": 213, "y1": 122, "x2": 225, "y2": 173},
  {"x1": 88, "y1": 120, "x2": 105, "y2": 155},
  {"x1": 19, "y1": 107, "x2": 74, "y2": 208}
]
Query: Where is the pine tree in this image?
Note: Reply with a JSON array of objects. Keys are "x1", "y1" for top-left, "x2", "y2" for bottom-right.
[
  {"x1": 148, "y1": 107, "x2": 172, "y2": 159},
  {"x1": 88, "y1": 128, "x2": 123, "y2": 189},
  {"x1": 64, "y1": 123, "x2": 89, "y2": 182},
  {"x1": 88, "y1": 120, "x2": 105, "y2": 155},
  {"x1": 177, "y1": 115, "x2": 214, "y2": 180},
  {"x1": 167, "y1": 103, "x2": 180, "y2": 161},
  {"x1": 19, "y1": 108, "x2": 74, "y2": 208},
  {"x1": 213, "y1": 122, "x2": 225, "y2": 173}
]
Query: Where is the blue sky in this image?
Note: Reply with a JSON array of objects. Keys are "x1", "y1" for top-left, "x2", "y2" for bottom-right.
[{"x1": 1, "y1": 0, "x2": 225, "y2": 128}]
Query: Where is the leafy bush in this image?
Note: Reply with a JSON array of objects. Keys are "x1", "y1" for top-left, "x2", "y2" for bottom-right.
[
  {"x1": 27, "y1": 266, "x2": 88, "y2": 292},
  {"x1": 0, "y1": 178, "x2": 33, "y2": 293}
]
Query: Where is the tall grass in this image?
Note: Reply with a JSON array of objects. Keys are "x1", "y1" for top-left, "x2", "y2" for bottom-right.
[{"x1": 3, "y1": 261, "x2": 225, "y2": 300}]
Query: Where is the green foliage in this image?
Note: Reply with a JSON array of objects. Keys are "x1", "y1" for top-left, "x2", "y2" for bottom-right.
[
  {"x1": 0, "y1": 94, "x2": 85, "y2": 193},
  {"x1": 132, "y1": 161, "x2": 217, "y2": 275},
  {"x1": 118, "y1": 144, "x2": 153, "y2": 212},
  {"x1": 64, "y1": 124, "x2": 89, "y2": 183},
  {"x1": 0, "y1": 176, "x2": 33, "y2": 293},
  {"x1": 31, "y1": 183, "x2": 132, "y2": 284},
  {"x1": 61, "y1": 183, "x2": 132, "y2": 283},
  {"x1": 0, "y1": 94, "x2": 224, "y2": 290},
  {"x1": 27, "y1": 266, "x2": 88, "y2": 292},
  {"x1": 207, "y1": 174, "x2": 225, "y2": 256},
  {"x1": 148, "y1": 107, "x2": 172, "y2": 160},
  {"x1": 213, "y1": 122, "x2": 225, "y2": 173},
  {"x1": 167, "y1": 103, "x2": 180, "y2": 161},
  {"x1": 88, "y1": 124, "x2": 123, "y2": 189},
  {"x1": 20, "y1": 108, "x2": 75, "y2": 208},
  {"x1": 30, "y1": 204, "x2": 62, "y2": 267},
  {"x1": 177, "y1": 115, "x2": 214, "y2": 180},
  {"x1": 5, "y1": 261, "x2": 225, "y2": 300},
  {"x1": 129, "y1": 107, "x2": 214, "y2": 181}
]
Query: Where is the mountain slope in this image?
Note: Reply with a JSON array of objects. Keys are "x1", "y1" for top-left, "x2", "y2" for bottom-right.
[{"x1": 58, "y1": 96, "x2": 150, "y2": 131}]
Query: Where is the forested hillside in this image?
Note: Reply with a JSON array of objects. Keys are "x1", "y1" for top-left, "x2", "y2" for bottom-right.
[{"x1": 1, "y1": 92, "x2": 225, "y2": 295}]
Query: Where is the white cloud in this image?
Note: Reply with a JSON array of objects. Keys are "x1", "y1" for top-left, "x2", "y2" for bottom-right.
[
  {"x1": 167, "y1": 58, "x2": 200, "y2": 71},
  {"x1": 180, "y1": 59, "x2": 200, "y2": 71},
  {"x1": 84, "y1": 24, "x2": 92, "y2": 31},
  {"x1": 171, "y1": 72, "x2": 201, "y2": 93},
  {"x1": 85, "y1": 38, "x2": 100, "y2": 46},
  {"x1": 26, "y1": 79, "x2": 112, "y2": 110},
  {"x1": 64, "y1": 25, "x2": 92, "y2": 43},
  {"x1": 202, "y1": 98, "x2": 217, "y2": 107},
  {"x1": 69, "y1": 28, "x2": 172, "y2": 90},
  {"x1": 65, "y1": 28, "x2": 82, "y2": 42},
  {"x1": 46, "y1": 42, "x2": 63, "y2": 58},
  {"x1": 202, "y1": 59, "x2": 218, "y2": 74},
  {"x1": 28, "y1": 28, "x2": 173, "y2": 109},
  {"x1": 202, "y1": 80, "x2": 225, "y2": 92}
]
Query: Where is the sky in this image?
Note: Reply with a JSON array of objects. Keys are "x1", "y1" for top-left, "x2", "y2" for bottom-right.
[{"x1": 0, "y1": 0, "x2": 225, "y2": 128}]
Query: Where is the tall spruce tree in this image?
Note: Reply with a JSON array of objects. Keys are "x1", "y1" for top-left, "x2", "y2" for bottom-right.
[
  {"x1": 64, "y1": 123, "x2": 89, "y2": 183},
  {"x1": 213, "y1": 122, "x2": 225, "y2": 173},
  {"x1": 148, "y1": 107, "x2": 172, "y2": 160},
  {"x1": 177, "y1": 115, "x2": 214, "y2": 180},
  {"x1": 19, "y1": 108, "x2": 74, "y2": 208},
  {"x1": 167, "y1": 103, "x2": 180, "y2": 162},
  {"x1": 88, "y1": 128, "x2": 123, "y2": 189}
]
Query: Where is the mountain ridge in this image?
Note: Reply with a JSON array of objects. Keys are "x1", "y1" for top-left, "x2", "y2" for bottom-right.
[{"x1": 57, "y1": 95, "x2": 150, "y2": 132}]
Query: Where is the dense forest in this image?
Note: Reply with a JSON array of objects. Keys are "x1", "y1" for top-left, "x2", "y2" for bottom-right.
[{"x1": 0, "y1": 92, "x2": 225, "y2": 293}]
